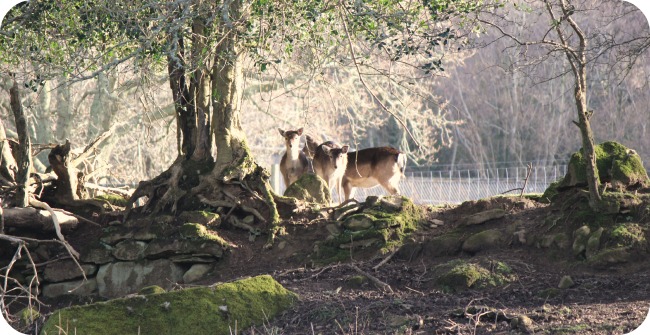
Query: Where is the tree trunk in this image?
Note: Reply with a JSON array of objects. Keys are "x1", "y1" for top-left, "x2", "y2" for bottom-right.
[
  {"x1": 10, "y1": 79, "x2": 32, "y2": 207},
  {"x1": 127, "y1": 0, "x2": 282, "y2": 247},
  {"x1": 0, "y1": 119, "x2": 17, "y2": 186},
  {"x1": 190, "y1": 14, "x2": 212, "y2": 162},
  {"x1": 47, "y1": 140, "x2": 82, "y2": 202},
  {"x1": 548, "y1": 0, "x2": 602, "y2": 210},
  {"x1": 55, "y1": 79, "x2": 74, "y2": 142},
  {"x1": 167, "y1": 32, "x2": 196, "y2": 157},
  {"x1": 574, "y1": 72, "x2": 602, "y2": 208}
]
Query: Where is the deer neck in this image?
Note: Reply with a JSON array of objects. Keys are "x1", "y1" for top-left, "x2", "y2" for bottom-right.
[{"x1": 286, "y1": 146, "x2": 301, "y2": 162}]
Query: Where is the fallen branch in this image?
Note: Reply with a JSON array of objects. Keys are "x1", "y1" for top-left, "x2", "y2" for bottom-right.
[
  {"x1": 349, "y1": 264, "x2": 393, "y2": 293},
  {"x1": 372, "y1": 249, "x2": 398, "y2": 271},
  {"x1": 29, "y1": 197, "x2": 80, "y2": 259},
  {"x1": 84, "y1": 182, "x2": 132, "y2": 198}
]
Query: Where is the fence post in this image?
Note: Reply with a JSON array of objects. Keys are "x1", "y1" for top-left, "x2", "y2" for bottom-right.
[{"x1": 271, "y1": 164, "x2": 281, "y2": 194}]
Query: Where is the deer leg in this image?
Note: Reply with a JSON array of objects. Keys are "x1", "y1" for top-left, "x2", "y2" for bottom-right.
[
  {"x1": 342, "y1": 179, "x2": 355, "y2": 201},
  {"x1": 379, "y1": 180, "x2": 399, "y2": 195}
]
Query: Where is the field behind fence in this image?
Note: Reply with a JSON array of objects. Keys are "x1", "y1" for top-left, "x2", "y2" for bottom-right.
[{"x1": 271, "y1": 164, "x2": 568, "y2": 205}]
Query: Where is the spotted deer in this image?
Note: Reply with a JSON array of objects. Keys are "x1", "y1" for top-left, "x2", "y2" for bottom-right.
[
  {"x1": 278, "y1": 128, "x2": 309, "y2": 188},
  {"x1": 342, "y1": 146, "x2": 406, "y2": 201},
  {"x1": 312, "y1": 141, "x2": 349, "y2": 204}
]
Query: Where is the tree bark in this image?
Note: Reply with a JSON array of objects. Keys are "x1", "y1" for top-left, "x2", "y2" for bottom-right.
[
  {"x1": 55, "y1": 78, "x2": 74, "y2": 142},
  {"x1": 167, "y1": 31, "x2": 196, "y2": 157},
  {"x1": 10, "y1": 79, "x2": 32, "y2": 207},
  {"x1": 0, "y1": 119, "x2": 17, "y2": 186},
  {"x1": 2, "y1": 207, "x2": 78, "y2": 232},
  {"x1": 547, "y1": 0, "x2": 602, "y2": 209}
]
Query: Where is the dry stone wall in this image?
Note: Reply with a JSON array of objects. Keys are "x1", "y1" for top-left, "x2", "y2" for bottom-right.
[{"x1": 40, "y1": 212, "x2": 226, "y2": 299}]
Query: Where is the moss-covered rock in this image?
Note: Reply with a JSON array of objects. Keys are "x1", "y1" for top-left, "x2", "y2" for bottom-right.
[
  {"x1": 462, "y1": 229, "x2": 504, "y2": 254},
  {"x1": 315, "y1": 196, "x2": 422, "y2": 263},
  {"x1": 139, "y1": 285, "x2": 166, "y2": 295},
  {"x1": 422, "y1": 232, "x2": 462, "y2": 257},
  {"x1": 179, "y1": 223, "x2": 229, "y2": 246},
  {"x1": 609, "y1": 223, "x2": 646, "y2": 248},
  {"x1": 18, "y1": 306, "x2": 40, "y2": 328},
  {"x1": 541, "y1": 179, "x2": 562, "y2": 203},
  {"x1": 283, "y1": 173, "x2": 331, "y2": 205},
  {"x1": 587, "y1": 247, "x2": 632, "y2": 268},
  {"x1": 559, "y1": 141, "x2": 649, "y2": 190},
  {"x1": 586, "y1": 227, "x2": 604, "y2": 259},
  {"x1": 433, "y1": 259, "x2": 515, "y2": 292},
  {"x1": 572, "y1": 225, "x2": 591, "y2": 256},
  {"x1": 41, "y1": 275, "x2": 297, "y2": 335}
]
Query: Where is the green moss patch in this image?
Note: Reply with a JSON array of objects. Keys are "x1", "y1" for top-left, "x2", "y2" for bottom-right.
[
  {"x1": 315, "y1": 196, "x2": 422, "y2": 264},
  {"x1": 283, "y1": 173, "x2": 331, "y2": 205},
  {"x1": 41, "y1": 275, "x2": 297, "y2": 335},
  {"x1": 95, "y1": 194, "x2": 129, "y2": 207},
  {"x1": 560, "y1": 141, "x2": 649, "y2": 190},
  {"x1": 608, "y1": 223, "x2": 646, "y2": 248},
  {"x1": 179, "y1": 223, "x2": 229, "y2": 247},
  {"x1": 433, "y1": 259, "x2": 516, "y2": 292}
]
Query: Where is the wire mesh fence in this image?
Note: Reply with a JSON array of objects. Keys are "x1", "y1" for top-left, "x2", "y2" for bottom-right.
[{"x1": 272, "y1": 164, "x2": 568, "y2": 205}]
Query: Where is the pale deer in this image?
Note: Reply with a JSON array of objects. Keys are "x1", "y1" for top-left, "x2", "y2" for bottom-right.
[
  {"x1": 312, "y1": 141, "x2": 349, "y2": 204},
  {"x1": 279, "y1": 128, "x2": 309, "y2": 188},
  {"x1": 342, "y1": 147, "x2": 406, "y2": 201}
]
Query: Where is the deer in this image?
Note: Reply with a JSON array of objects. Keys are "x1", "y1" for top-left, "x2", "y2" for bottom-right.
[
  {"x1": 278, "y1": 128, "x2": 309, "y2": 188},
  {"x1": 312, "y1": 141, "x2": 349, "y2": 204},
  {"x1": 342, "y1": 146, "x2": 406, "y2": 201},
  {"x1": 302, "y1": 134, "x2": 320, "y2": 159}
]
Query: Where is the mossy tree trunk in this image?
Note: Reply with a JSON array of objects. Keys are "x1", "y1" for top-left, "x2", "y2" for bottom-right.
[
  {"x1": 546, "y1": 0, "x2": 602, "y2": 209},
  {"x1": 128, "y1": 0, "x2": 281, "y2": 245},
  {"x1": 9, "y1": 79, "x2": 32, "y2": 208}
]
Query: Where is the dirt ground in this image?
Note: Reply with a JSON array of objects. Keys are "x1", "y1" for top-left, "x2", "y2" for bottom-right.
[
  {"x1": 195, "y1": 196, "x2": 650, "y2": 334},
  {"x1": 22, "y1": 193, "x2": 650, "y2": 334}
]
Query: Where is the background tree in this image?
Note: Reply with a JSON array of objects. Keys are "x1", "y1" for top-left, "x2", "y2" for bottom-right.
[
  {"x1": 0, "y1": 0, "x2": 480, "y2": 243},
  {"x1": 475, "y1": 0, "x2": 650, "y2": 209}
]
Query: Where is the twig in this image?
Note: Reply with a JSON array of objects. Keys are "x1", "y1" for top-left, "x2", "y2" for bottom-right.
[
  {"x1": 372, "y1": 249, "x2": 397, "y2": 271},
  {"x1": 519, "y1": 163, "x2": 533, "y2": 198},
  {"x1": 349, "y1": 264, "x2": 393, "y2": 293}
]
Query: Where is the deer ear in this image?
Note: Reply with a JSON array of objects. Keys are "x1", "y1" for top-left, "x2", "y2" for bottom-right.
[
  {"x1": 278, "y1": 128, "x2": 285, "y2": 136},
  {"x1": 297, "y1": 128, "x2": 303, "y2": 135},
  {"x1": 341, "y1": 145, "x2": 349, "y2": 154}
]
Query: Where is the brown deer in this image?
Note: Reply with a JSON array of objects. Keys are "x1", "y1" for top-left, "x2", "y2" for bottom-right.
[
  {"x1": 342, "y1": 147, "x2": 406, "y2": 201},
  {"x1": 302, "y1": 134, "x2": 320, "y2": 159},
  {"x1": 278, "y1": 128, "x2": 309, "y2": 188},
  {"x1": 312, "y1": 141, "x2": 349, "y2": 204}
]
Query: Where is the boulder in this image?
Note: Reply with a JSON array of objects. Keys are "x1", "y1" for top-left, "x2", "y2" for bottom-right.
[
  {"x1": 112, "y1": 240, "x2": 147, "y2": 261},
  {"x1": 42, "y1": 278, "x2": 97, "y2": 298},
  {"x1": 559, "y1": 141, "x2": 649, "y2": 190},
  {"x1": 572, "y1": 225, "x2": 591, "y2": 256},
  {"x1": 462, "y1": 229, "x2": 504, "y2": 253},
  {"x1": 43, "y1": 260, "x2": 97, "y2": 282},
  {"x1": 42, "y1": 275, "x2": 297, "y2": 335},
  {"x1": 95, "y1": 259, "x2": 185, "y2": 298},
  {"x1": 80, "y1": 242, "x2": 115, "y2": 264},
  {"x1": 463, "y1": 209, "x2": 507, "y2": 226},
  {"x1": 182, "y1": 264, "x2": 213, "y2": 283},
  {"x1": 283, "y1": 173, "x2": 331, "y2": 205},
  {"x1": 343, "y1": 214, "x2": 375, "y2": 231}
]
